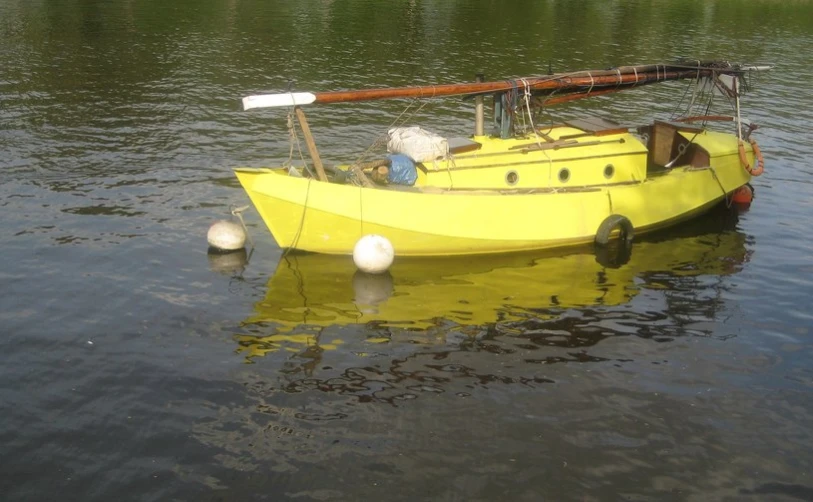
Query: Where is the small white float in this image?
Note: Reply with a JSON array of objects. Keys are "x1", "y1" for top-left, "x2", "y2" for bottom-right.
[
  {"x1": 207, "y1": 220, "x2": 246, "y2": 252},
  {"x1": 207, "y1": 205, "x2": 253, "y2": 253}
]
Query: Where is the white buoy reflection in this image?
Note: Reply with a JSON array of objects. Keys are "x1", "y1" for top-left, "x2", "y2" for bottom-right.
[
  {"x1": 207, "y1": 248, "x2": 248, "y2": 276},
  {"x1": 352, "y1": 270, "x2": 394, "y2": 313}
]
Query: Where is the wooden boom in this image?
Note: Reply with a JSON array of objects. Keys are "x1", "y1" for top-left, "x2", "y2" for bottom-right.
[{"x1": 243, "y1": 62, "x2": 771, "y2": 110}]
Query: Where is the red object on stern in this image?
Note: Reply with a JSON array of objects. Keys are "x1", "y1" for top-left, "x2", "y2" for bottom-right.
[{"x1": 732, "y1": 185, "x2": 754, "y2": 205}]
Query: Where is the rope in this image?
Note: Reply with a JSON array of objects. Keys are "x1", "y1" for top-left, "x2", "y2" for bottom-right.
[
  {"x1": 709, "y1": 166, "x2": 733, "y2": 208},
  {"x1": 231, "y1": 204, "x2": 254, "y2": 248},
  {"x1": 506, "y1": 80, "x2": 519, "y2": 136},
  {"x1": 521, "y1": 78, "x2": 544, "y2": 149},
  {"x1": 347, "y1": 95, "x2": 434, "y2": 232},
  {"x1": 688, "y1": 76, "x2": 699, "y2": 116},
  {"x1": 671, "y1": 78, "x2": 696, "y2": 121},
  {"x1": 734, "y1": 77, "x2": 743, "y2": 142},
  {"x1": 285, "y1": 109, "x2": 314, "y2": 177},
  {"x1": 283, "y1": 178, "x2": 313, "y2": 256},
  {"x1": 665, "y1": 132, "x2": 700, "y2": 168},
  {"x1": 358, "y1": 178, "x2": 364, "y2": 237},
  {"x1": 348, "y1": 97, "x2": 431, "y2": 180}
]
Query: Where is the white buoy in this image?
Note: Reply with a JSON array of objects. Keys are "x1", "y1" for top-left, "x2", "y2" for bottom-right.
[
  {"x1": 353, "y1": 234, "x2": 394, "y2": 274},
  {"x1": 207, "y1": 220, "x2": 246, "y2": 252}
]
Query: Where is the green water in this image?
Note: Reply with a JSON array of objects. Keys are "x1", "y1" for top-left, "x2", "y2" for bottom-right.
[{"x1": 2, "y1": 1, "x2": 813, "y2": 500}]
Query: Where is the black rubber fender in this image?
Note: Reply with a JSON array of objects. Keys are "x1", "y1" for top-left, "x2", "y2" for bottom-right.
[{"x1": 595, "y1": 214, "x2": 634, "y2": 246}]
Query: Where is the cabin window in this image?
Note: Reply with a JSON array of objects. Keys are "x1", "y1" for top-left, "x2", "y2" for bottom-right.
[
  {"x1": 604, "y1": 164, "x2": 615, "y2": 179},
  {"x1": 558, "y1": 168, "x2": 571, "y2": 183},
  {"x1": 505, "y1": 170, "x2": 519, "y2": 186}
]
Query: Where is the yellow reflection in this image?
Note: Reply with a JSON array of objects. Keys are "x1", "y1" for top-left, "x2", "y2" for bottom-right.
[{"x1": 236, "y1": 213, "x2": 750, "y2": 361}]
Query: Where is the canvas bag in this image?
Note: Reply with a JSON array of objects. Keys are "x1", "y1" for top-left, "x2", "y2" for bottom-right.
[{"x1": 387, "y1": 126, "x2": 448, "y2": 163}]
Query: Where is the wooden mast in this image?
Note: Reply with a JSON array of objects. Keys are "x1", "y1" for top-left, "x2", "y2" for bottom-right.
[
  {"x1": 474, "y1": 73, "x2": 485, "y2": 136},
  {"x1": 243, "y1": 63, "x2": 770, "y2": 111},
  {"x1": 308, "y1": 68, "x2": 700, "y2": 104},
  {"x1": 308, "y1": 65, "x2": 749, "y2": 104}
]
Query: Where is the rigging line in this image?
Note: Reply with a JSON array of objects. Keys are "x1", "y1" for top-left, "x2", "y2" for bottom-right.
[
  {"x1": 515, "y1": 79, "x2": 526, "y2": 132},
  {"x1": 522, "y1": 78, "x2": 532, "y2": 132},
  {"x1": 734, "y1": 77, "x2": 743, "y2": 143},
  {"x1": 284, "y1": 111, "x2": 295, "y2": 167},
  {"x1": 670, "y1": 78, "x2": 695, "y2": 121},
  {"x1": 546, "y1": 146, "x2": 554, "y2": 189},
  {"x1": 687, "y1": 75, "x2": 699, "y2": 115},
  {"x1": 527, "y1": 91, "x2": 556, "y2": 137},
  {"x1": 709, "y1": 165, "x2": 733, "y2": 208},
  {"x1": 285, "y1": 87, "x2": 312, "y2": 174},
  {"x1": 283, "y1": 178, "x2": 313, "y2": 257},
  {"x1": 710, "y1": 77, "x2": 735, "y2": 112},
  {"x1": 696, "y1": 77, "x2": 712, "y2": 117},
  {"x1": 521, "y1": 78, "x2": 543, "y2": 149},
  {"x1": 286, "y1": 109, "x2": 314, "y2": 177},
  {"x1": 501, "y1": 79, "x2": 519, "y2": 136},
  {"x1": 689, "y1": 62, "x2": 702, "y2": 114},
  {"x1": 359, "y1": 177, "x2": 364, "y2": 237},
  {"x1": 525, "y1": 90, "x2": 555, "y2": 188},
  {"x1": 702, "y1": 88, "x2": 715, "y2": 123},
  {"x1": 445, "y1": 154, "x2": 455, "y2": 189},
  {"x1": 665, "y1": 131, "x2": 700, "y2": 168},
  {"x1": 536, "y1": 89, "x2": 558, "y2": 137},
  {"x1": 350, "y1": 97, "x2": 429, "y2": 168}
]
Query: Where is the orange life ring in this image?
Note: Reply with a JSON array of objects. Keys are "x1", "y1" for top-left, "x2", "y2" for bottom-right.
[{"x1": 738, "y1": 138, "x2": 764, "y2": 176}]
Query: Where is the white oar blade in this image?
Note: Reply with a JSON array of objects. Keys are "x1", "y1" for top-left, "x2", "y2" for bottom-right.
[{"x1": 242, "y1": 92, "x2": 317, "y2": 110}]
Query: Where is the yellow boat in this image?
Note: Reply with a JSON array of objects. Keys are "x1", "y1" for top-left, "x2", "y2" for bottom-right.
[
  {"x1": 234, "y1": 216, "x2": 750, "y2": 359},
  {"x1": 235, "y1": 61, "x2": 769, "y2": 256}
]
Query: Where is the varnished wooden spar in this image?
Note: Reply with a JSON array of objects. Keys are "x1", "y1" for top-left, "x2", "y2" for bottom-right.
[
  {"x1": 243, "y1": 62, "x2": 770, "y2": 110},
  {"x1": 314, "y1": 68, "x2": 708, "y2": 103},
  {"x1": 293, "y1": 106, "x2": 328, "y2": 182}
]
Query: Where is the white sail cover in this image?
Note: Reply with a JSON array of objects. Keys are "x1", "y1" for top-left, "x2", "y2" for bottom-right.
[{"x1": 387, "y1": 126, "x2": 448, "y2": 163}]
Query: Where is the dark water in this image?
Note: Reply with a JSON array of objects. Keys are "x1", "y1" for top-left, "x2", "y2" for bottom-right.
[{"x1": 2, "y1": 0, "x2": 813, "y2": 500}]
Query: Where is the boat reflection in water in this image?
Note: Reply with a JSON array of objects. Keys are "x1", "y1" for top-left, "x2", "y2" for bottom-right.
[{"x1": 235, "y1": 206, "x2": 751, "y2": 366}]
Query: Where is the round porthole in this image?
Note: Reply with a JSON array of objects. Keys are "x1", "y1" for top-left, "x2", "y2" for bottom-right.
[
  {"x1": 604, "y1": 164, "x2": 615, "y2": 179},
  {"x1": 505, "y1": 170, "x2": 519, "y2": 186},
  {"x1": 558, "y1": 168, "x2": 570, "y2": 183}
]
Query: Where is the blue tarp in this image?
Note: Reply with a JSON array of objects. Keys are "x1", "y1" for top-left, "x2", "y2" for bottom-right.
[{"x1": 387, "y1": 154, "x2": 418, "y2": 186}]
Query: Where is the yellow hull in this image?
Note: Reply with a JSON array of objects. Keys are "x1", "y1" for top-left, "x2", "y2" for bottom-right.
[{"x1": 235, "y1": 124, "x2": 754, "y2": 256}]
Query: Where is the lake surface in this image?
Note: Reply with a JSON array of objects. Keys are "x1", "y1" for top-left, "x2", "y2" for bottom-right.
[{"x1": 2, "y1": 0, "x2": 813, "y2": 500}]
